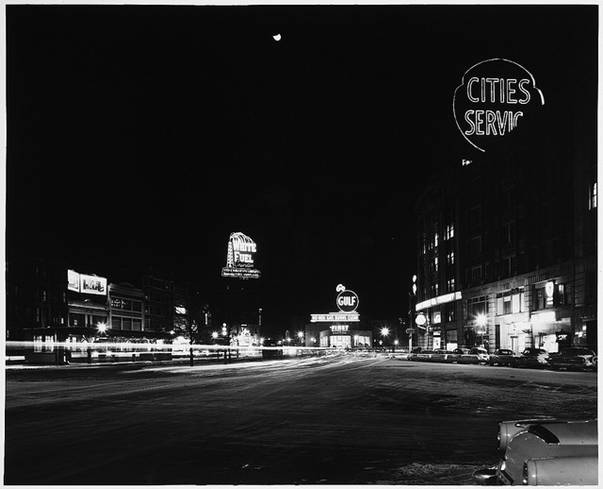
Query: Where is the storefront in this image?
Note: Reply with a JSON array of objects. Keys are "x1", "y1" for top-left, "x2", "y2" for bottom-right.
[{"x1": 309, "y1": 285, "x2": 372, "y2": 348}]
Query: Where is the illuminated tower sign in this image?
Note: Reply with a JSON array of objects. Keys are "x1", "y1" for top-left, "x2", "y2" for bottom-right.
[
  {"x1": 221, "y1": 232, "x2": 261, "y2": 279},
  {"x1": 453, "y1": 58, "x2": 544, "y2": 152}
]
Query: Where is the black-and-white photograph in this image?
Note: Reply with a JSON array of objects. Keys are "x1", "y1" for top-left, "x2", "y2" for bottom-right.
[{"x1": 3, "y1": 2, "x2": 599, "y2": 485}]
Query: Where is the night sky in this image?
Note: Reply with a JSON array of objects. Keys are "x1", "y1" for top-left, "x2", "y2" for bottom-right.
[{"x1": 6, "y1": 5, "x2": 597, "y2": 331}]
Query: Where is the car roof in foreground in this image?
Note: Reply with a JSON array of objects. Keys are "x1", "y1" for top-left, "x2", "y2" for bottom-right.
[{"x1": 535, "y1": 419, "x2": 598, "y2": 445}]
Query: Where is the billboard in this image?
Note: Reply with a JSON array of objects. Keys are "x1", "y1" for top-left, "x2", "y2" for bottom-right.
[
  {"x1": 80, "y1": 274, "x2": 107, "y2": 295},
  {"x1": 67, "y1": 269, "x2": 80, "y2": 292},
  {"x1": 67, "y1": 269, "x2": 107, "y2": 295},
  {"x1": 221, "y1": 232, "x2": 260, "y2": 279}
]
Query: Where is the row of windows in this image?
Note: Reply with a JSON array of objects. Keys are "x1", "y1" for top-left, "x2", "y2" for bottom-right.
[
  {"x1": 421, "y1": 223, "x2": 455, "y2": 254},
  {"x1": 110, "y1": 297, "x2": 143, "y2": 312},
  {"x1": 111, "y1": 317, "x2": 143, "y2": 331}
]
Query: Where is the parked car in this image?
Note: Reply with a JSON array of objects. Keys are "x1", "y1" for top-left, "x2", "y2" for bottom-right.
[
  {"x1": 447, "y1": 347, "x2": 470, "y2": 363},
  {"x1": 414, "y1": 350, "x2": 435, "y2": 361},
  {"x1": 515, "y1": 348, "x2": 549, "y2": 369},
  {"x1": 488, "y1": 348, "x2": 518, "y2": 367},
  {"x1": 548, "y1": 347, "x2": 597, "y2": 371},
  {"x1": 430, "y1": 348, "x2": 455, "y2": 363},
  {"x1": 473, "y1": 418, "x2": 597, "y2": 485},
  {"x1": 458, "y1": 347, "x2": 490, "y2": 364}
]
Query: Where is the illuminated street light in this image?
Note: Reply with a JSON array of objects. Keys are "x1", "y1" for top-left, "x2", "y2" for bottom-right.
[
  {"x1": 380, "y1": 327, "x2": 390, "y2": 338},
  {"x1": 311, "y1": 337, "x2": 316, "y2": 344},
  {"x1": 97, "y1": 322, "x2": 107, "y2": 334},
  {"x1": 297, "y1": 331, "x2": 304, "y2": 338},
  {"x1": 211, "y1": 331, "x2": 219, "y2": 340},
  {"x1": 394, "y1": 339, "x2": 399, "y2": 346},
  {"x1": 476, "y1": 314, "x2": 487, "y2": 328},
  {"x1": 169, "y1": 330, "x2": 175, "y2": 335}
]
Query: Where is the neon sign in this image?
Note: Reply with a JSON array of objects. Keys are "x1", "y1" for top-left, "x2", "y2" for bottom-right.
[
  {"x1": 336, "y1": 289, "x2": 359, "y2": 313},
  {"x1": 221, "y1": 232, "x2": 260, "y2": 279},
  {"x1": 453, "y1": 58, "x2": 544, "y2": 152}
]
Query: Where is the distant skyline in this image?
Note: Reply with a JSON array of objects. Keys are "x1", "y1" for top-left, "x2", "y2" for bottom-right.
[{"x1": 6, "y1": 5, "x2": 597, "y2": 329}]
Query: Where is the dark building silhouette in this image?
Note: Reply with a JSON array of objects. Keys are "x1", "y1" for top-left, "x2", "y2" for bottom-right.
[{"x1": 414, "y1": 146, "x2": 597, "y2": 353}]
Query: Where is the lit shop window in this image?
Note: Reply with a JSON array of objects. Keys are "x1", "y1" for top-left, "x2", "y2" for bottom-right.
[{"x1": 588, "y1": 182, "x2": 597, "y2": 210}]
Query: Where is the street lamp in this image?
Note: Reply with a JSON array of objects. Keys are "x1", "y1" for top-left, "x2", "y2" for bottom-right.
[
  {"x1": 211, "y1": 331, "x2": 219, "y2": 340},
  {"x1": 297, "y1": 331, "x2": 304, "y2": 345},
  {"x1": 97, "y1": 322, "x2": 107, "y2": 334}
]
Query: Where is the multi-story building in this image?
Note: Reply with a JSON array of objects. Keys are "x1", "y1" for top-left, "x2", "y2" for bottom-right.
[
  {"x1": 414, "y1": 148, "x2": 597, "y2": 353},
  {"x1": 7, "y1": 264, "x2": 211, "y2": 342},
  {"x1": 142, "y1": 274, "x2": 175, "y2": 334},
  {"x1": 108, "y1": 282, "x2": 145, "y2": 334},
  {"x1": 6, "y1": 259, "x2": 68, "y2": 341}
]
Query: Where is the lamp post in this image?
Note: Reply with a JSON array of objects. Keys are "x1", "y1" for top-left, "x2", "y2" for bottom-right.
[
  {"x1": 380, "y1": 327, "x2": 390, "y2": 351},
  {"x1": 409, "y1": 274, "x2": 418, "y2": 351},
  {"x1": 297, "y1": 331, "x2": 304, "y2": 346}
]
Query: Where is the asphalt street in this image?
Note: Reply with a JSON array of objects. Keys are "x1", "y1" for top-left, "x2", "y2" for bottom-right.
[{"x1": 4, "y1": 353, "x2": 597, "y2": 484}]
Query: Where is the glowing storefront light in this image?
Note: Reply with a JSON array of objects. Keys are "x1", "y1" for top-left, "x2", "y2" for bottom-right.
[{"x1": 416, "y1": 291, "x2": 462, "y2": 312}]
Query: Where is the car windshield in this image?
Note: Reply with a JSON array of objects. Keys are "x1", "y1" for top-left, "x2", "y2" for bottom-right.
[{"x1": 562, "y1": 348, "x2": 595, "y2": 356}]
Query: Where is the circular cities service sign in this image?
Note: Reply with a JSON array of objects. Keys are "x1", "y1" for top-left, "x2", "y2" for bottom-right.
[
  {"x1": 336, "y1": 290, "x2": 359, "y2": 313},
  {"x1": 453, "y1": 58, "x2": 544, "y2": 152}
]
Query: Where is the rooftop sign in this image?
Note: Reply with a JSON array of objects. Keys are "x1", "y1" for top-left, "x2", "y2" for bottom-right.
[
  {"x1": 67, "y1": 269, "x2": 107, "y2": 296},
  {"x1": 453, "y1": 58, "x2": 544, "y2": 152},
  {"x1": 221, "y1": 232, "x2": 260, "y2": 279}
]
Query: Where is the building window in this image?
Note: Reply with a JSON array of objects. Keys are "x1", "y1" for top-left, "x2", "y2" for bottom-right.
[
  {"x1": 588, "y1": 182, "x2": 597, "y2": 210},
  {"x1": 447, "y1": 277, "x2": 455, "y2": 292},
  {"x1": 496, "y1": 288, "x2": 524, "y2": 315},
  {"x1": 446, "y1": 306, "x2": 456, "y2": 323},
  {"x1": 467, "y1": 296, "x2": 487, "y2": 317},
  {"x1": 503, "y1": 221, "x2": 515, "y2": 245},
  {"x1": 471, "y1": 265, "x2": 482, "y2": 282},
  {"x1": 447, "y1": 251, "x2": 455, "y2": 266},
  {"x1": 434, "y1": 232, "x2": 439, "y2": 248},
  {"x1": 445, "y1": 224, "x2": 455, "y2": 239},
  {"x1": 35, "y1": 307, "x2": 40, "y2": 322},
  {"x1": 41, "y1": 290, "x2": 47, "y2": 302},
  {"x1": 434, "y1": 257, "x2": 439, "y2": 272},
  {"x1": 556, "y1": 283, "x2": 566, "y2": 306},
  {"x1": 470, "y1": 235, "x2": 482, "y2": 255},
  {"x1": 469, "y1": 205, "x2": 482, "y2": 228}
]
